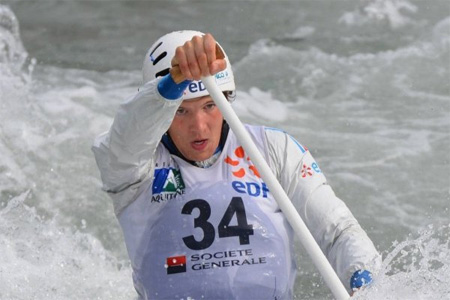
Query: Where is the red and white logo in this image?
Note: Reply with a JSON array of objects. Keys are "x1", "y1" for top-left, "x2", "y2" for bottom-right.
[
  {"x1": 166, "y1": 255, "x2": 187, "y2": 274},
  {"x1": 301, "y1": 164, "x2": 313, "y2": 178}
]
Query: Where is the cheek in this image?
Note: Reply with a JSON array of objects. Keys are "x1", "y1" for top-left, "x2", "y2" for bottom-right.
[
  {"x1": 214, "y1": 113, "x2": 224, "y2": 129},
  {"x1": 169, "y1": 116, "x2": 184, "y2": 131},
  {"x1": 168, "y1": 121, "x2": 184, "y2": 141},
  {"x1": 211, "y1": 111, "x2": 223, "y2": 128}
]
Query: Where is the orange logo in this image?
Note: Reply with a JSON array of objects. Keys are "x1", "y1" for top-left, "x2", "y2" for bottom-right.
[{"x1": 224, "y1": 146, "x2": 261, "y2": 178}]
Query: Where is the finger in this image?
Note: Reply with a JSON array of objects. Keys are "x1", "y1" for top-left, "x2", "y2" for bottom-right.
[
  {"x1": 205, "y1": 35, "x2": 227, "y2": 75},
  {"x1": 192, "y1": 35, "x2": 210, "y2": 77},
  {"x1": 204, "y1": 34, "x2": 226, "y2": 75},
  {"x1": 184, "y1": 39, "x2": 202, "y2": 80},
  {"x1": 174, "y1": 45, "x2": 193, "y2": 81},
  {"x1": 203, "y1": 33, "x2": 216, "y2": 68},
  {"x1": 210, "y1": 59, "x2": 227, "y2": 75},
  {"x1": 170, "y1": 55, "x2": 178, "y2": 68}
]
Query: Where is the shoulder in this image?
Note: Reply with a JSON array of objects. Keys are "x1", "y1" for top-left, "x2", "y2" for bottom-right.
[
  {"x1": 263, "y1": 127, "x2": 309, "y2": 156},
  {"x1": 242, "y1": 125, "x2": 305, "y2": 148}
]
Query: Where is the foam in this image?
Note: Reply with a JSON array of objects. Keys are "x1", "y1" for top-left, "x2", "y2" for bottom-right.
[
  {"x1": 285, "y1": 26, "x2": 316, "y2": 40},
  {"x1": 1, "y1": 1, "x2": 449, "y2": 298},
  {"x1": 354, "y1": 225, "x2": 450, "y2": 299},
  {"x1": 339, "y1": 0, "x2": 418, "y2": 29},
  {"x1": 0, "y1": 191, "x2": 135, "y2": 299},
  {"x1": 233, "y1": 87, "x2": 289, "y2": 123}
]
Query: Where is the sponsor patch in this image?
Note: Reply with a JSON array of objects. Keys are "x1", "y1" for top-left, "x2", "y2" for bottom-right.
[
  {"x1": 166, "y1": 255, "x2": 187, "y2": 274},
  {"x1": 152, "y1": 168, "x2": 185, "y2": 203},
  {"x1": 225, "y1": 146, "x2": 270, "y2": 198},
  {"x1": 214, "y1": 70, "x2": 232, "y2": 85},
  {"x1": 301, "y1": 162, "x2": 322, "y2": 178},
  {"x1": 224, "y1": 146, "x2": 261, "y2": 179},
  {"x1": 166, "y1": 249, "x2": 267, "y2": 275}
]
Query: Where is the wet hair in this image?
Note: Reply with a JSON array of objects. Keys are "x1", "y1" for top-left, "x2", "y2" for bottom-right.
[{"x1": 223, "y1": 90, "x2": 236, "y2": 103}]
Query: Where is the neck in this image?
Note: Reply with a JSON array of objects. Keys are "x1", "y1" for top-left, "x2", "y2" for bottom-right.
[{"x1": 194, "y1": 150, "x2": 222, "y2": 168}]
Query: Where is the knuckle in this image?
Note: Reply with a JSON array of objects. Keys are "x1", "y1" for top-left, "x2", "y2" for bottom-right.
[
  {"x1": 204, "y1": 33, "x2": 213, "y2": 40},
  {"x1": 175, "y1": 47, "x2": 184, "y2": 58},
  {"x1": 183, "y1": 41, "x2": 193, "y2": 50},
  {"x1": 192, "y1": 35, "x2": 202, "y2": 42}
]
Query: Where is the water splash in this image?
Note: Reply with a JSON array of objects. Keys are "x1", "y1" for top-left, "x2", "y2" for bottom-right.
[
  {"x1": 0, "y1": 191, "x2": 135, "y2": 299},
  {"x1": 1, "y1": 2, "x2": 448, "y2": 299},
  {"x1": 233, "y1": 87, "x2": 289, "y2": 123},
  {"x1": 0, "y1": 5, "x2": 24, "y2": 64},
  {"x1": 354, "y1": 224, "x2": 450, "y2": 299},
  {"x1": 339, "y1": 0, "x2": 418, "y2": 29},
  {"x1": 0, "y1": 5, "x2": 34, "y2": 83}
]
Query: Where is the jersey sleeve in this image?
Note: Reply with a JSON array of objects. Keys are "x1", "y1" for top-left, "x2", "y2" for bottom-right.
[
  {"x1": 91, "y1": 78, "x2": 182, "y2": 215},
  {"x1": 264, "y1": 128, "x2": 381, "y2": 292}
]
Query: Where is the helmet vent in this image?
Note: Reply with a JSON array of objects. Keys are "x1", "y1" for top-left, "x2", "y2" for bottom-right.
[
  {"x1": 155, "y1": 67, "x2": 170, "y2": 78},
  {"x1": 149, "y1": 42, "x2": 162, "y2": 57},
  {"x1": 151, "y1": 51, "x2": 167, "y2": 66},
  {"x1": 149, "y1": 41, "x2": 167, "y2": 66}
]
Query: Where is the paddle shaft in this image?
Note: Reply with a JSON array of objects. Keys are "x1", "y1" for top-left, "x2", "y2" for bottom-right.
[{"x1": 201, "y1": 75, "x2": 350, "y2": 300}]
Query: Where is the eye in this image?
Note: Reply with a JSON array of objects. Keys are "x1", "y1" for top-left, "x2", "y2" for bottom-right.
[
  {"x1": 176, "y1": 107, "x2": 187, "y2": 115},
  {"x1": 204, "y1": 102, "x2": 216, "y2": 111}
]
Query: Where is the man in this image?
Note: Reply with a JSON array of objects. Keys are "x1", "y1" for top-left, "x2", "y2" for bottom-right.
[{"x1": 92, "y1": 30, "x2": 381, "y2": 299}]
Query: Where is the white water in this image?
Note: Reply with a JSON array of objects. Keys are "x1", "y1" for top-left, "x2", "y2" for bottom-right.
[{"x1": 1, "y1": 1, "x2": 449, "y2": 299}]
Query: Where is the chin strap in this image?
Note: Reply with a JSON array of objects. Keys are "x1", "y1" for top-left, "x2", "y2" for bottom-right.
[{"x1": 162, "y1": 121, "x2": 229, "y2": 167}]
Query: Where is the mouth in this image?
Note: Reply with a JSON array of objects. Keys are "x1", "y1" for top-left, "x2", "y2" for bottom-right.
[{"x1": 191, "y1": 139, "x2": 208, "y2": 151}]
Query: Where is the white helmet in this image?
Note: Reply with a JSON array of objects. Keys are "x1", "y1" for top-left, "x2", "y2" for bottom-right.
[{"x1": 142, "y1": 30, "x2": 235, "y2": 100}]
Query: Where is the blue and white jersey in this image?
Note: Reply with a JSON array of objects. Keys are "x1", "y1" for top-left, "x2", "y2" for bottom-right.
[{"x1": 92, "y1": 79, "x2": 382, "y2": 299}]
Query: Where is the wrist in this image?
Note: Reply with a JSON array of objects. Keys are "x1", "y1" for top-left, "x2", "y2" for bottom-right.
[{"x1": 157, "y1": 74, "x2": 191, "y2": 100}]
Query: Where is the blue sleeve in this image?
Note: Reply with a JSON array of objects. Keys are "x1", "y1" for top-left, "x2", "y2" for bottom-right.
[{"x1": 157, "y1": 74, "x2": 192, "y2": 100}]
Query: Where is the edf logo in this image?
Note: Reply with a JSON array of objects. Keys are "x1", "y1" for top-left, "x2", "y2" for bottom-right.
[
  {"x1": 232, "y1": 181, "x2": 269, "y2": 198},
  {"x1": 188, "y1": 81, "x2": 206, "y2": 93}
]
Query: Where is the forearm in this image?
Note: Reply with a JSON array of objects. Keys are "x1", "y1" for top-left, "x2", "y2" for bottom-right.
[
  {"x1": 92, "y1": 78, "x2": 182, "y2": 194},
  {"x1": 303, "y1": 185, "x2": 381, "y2": 291}
]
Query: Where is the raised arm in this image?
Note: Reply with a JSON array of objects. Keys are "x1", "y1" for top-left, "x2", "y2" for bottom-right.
[{"x1": 91, "y1": 80, "x2": 182, "y2": 213}]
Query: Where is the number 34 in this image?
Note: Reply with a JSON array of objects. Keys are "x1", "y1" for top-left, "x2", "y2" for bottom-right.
[{"x1": 181, "y1": 197, "x2": 254, "y2": 250}]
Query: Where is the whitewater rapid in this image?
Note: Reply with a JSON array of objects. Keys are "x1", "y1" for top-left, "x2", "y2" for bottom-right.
[{"x1": 1, "y1": 1, "x2": 449, "y2": 299}]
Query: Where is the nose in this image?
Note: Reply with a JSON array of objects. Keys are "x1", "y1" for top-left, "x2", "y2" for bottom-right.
[{"x1": 188, "y1": 110, "x2": 207, "y2": 133}]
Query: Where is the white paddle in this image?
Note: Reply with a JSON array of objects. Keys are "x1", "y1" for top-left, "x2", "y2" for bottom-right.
[
  {"x1": 202, "y1": 75, "x2": 350, "y2": 300},
  {"x1": 170, "y1": 44, "x2": 350, "y2": 298}
]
